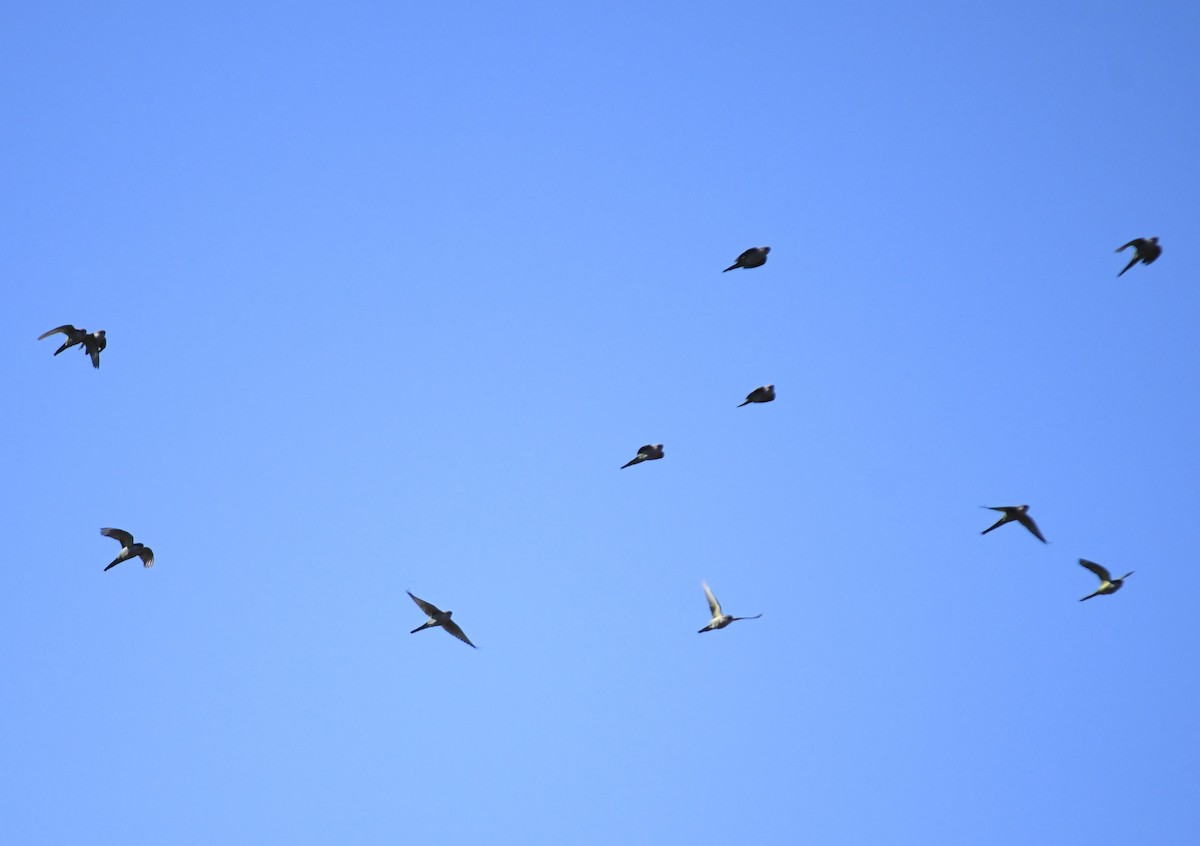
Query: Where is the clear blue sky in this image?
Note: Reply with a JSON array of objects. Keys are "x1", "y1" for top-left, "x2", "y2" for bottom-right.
[{"x1": 3, "y1": 2, "x2": 1199, "y2": 843}]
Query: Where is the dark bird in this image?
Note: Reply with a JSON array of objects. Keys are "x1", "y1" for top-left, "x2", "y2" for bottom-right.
[
  {"x1": 723, "y1": 246, "x2": 770, "y2": 272},
  {"x1": 698, "y1": 581, "x2": 762, "y2": 633},
  {"x1": 100, "y1": 528, "x2": 154, "y2": 571},
  {"x1": 1116, "y1": 237, "x2": 1161, "y2": 277},
  {"x1": 738, "y1": 384, "x2": 776, "y2": 407},
  {"x1": 1078, "y1": 559, "x2": 1134, "y2": 602},
  {"x1": 980, "y1": 505, "x2": 1047, "y2": 543},
  {"x1": 407, "y1": 591, "x2": 476, "y2": 647},
  {"x1": 621, "y1": 443, "x2": 664, "y2": 469},
  {"x1": 39, "y1": 325, "x2": 106, "y2": 368}
]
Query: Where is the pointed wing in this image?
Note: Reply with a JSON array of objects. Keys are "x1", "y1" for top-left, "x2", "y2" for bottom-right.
[
  {"x1": 702, "y1": 581, "x2": 722, "y2": 618},
  {"x1": 736, "y1": 248, "x2": 757, "y2": 263},
  {"x1": 1078, "y1": 559, "x2": 1112, "y2": 582},
  {"x1": 980, "y1": 514, "x2": 1009, "y2": 535},
  {"x1": 38, "y1": 325, "x2": 78, "y2": 340},
  {"x1": 442, "y1": 619, "x2": 476, "y2": 648},
  {"x1": 138, "y1": 547, "x2": 154, "y2": 568},
  {"x1": 100, "y1": 527, "x2": 136, "y2": 547},
  {"x1": 407, "y1": 591, "x2": 442, "y2": 617},
  {"x1": 1016, "y1": 513, "x2": 1047, "y2": 543},
  {"x1": 1117, "y1": 239, "x2": 1147, "y2": 253},
  {"x1": 89, "y1": 345, "x2": 101, "y2": 369}
]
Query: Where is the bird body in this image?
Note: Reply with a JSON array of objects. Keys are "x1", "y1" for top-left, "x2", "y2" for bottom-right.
[
  {"x1": 698, "y1": 581, "x2": 762, "y2": 633},
  {"x1": 1078, "y1": 559, "x2": 1133, "y2": 602},
  {"x1": 621, "y1": 443, "x2": 664, "y2": 469},
  {"x1": 1117, "y1": 237, "x2": 1161, "y2": 277},
  {"x1": 980, "y1": 505, "x2": 1047, "y2": 543},
  {"x1": 723, "y1": 246, "x2": 770, "y2": 272},
  {"x1": 407, "y1": 591, "x2": 476, "y2": 647},
  {"x1": 738, "y1": 384, "x2": 775, "y2": 407},
  {"x1": 100, "y1": 527, "x2": 154, "y2": 570}
]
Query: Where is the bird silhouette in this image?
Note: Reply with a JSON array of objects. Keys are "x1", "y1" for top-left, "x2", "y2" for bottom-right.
[
  {"x1": 621, "y1": 444, "x2": 664, "y2": 469},
  {"x1": 1116, "y1": 237, "x2": 1161, "y2": 277},
  {"x1": 100, "y1": 528, "x2": 154, "y2": 571},
  {"x1": 1078, "y1": 559, "x2": 1134, "y2": 602},
  {"x1": 980, "y1": 505, "x2": 1047, "y2": 543},
  {"x1": 407, "y1": 591, "x2": 476, "y2": 647},
  {"x1": 722, "y1": 246, "x2": 770, "y2": 272},
  {"x1": 738, "y1": 384, "x2": 775, "y2": 407},
  {"x1": 39, "y1": 325, "x2": 106, "y2": 369},
  {"x1": 698, "y1": 581, "x2": 762, "y2": 633}
]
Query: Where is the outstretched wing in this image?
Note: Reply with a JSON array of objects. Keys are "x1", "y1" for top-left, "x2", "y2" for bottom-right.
[
  {"x1": 1117, "y1": 239, "x2": 1147, "y2": 253},
  {"x1": 138, "y1": 547, "x2": 155, "y2": 568},
  {"x1": 38, "y1": 325, "x2": 78, "y2": 340},
  {"x1": 702, "y1": 581, "x2": 721, "y2": 618},
  {"x1": 407, "y1": 590, "x2": 441, "y2": 617},
  {"x1": 1016, "y1": 514, "x2": 1047, "y2": 543},
  {"x1": 442, "y1": 619, "x2": 476, "y2": 648},
  {"x1": 1078, "y1": 559, "x2": 1112, "y2": 581},
  {"x1": 100, "y1": 527, "x2": 136, "y2": 547}
]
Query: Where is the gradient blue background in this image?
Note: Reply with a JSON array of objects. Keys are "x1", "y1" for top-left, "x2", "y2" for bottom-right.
[{"x1": 4, "y1": 2, "x2": 1198, "y2": 843}]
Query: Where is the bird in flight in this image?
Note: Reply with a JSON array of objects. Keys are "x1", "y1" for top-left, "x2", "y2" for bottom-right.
[
  {"x1": 38, "y1": 325, "x2": 107, "y2": 369},
  {"x1": 1116, "y1": 237, "x2": 1161, "y2": 277},
  {"x1": 407, "y1": 591, "x2": 476, "y2": 648},
  {"x1": 1078, "y1": 559, "x2": 1134, "y2": 602},
  {"x1": 979, "y1": 505, "x2": 1047, "y2": 543},
  {"x1": 621, "y1": 443, "x2": 664, "y2": 469},
  {"x1": 723, "y1": 246, "x2": 771, "y2": 272},
  {"x1": 100, "y1": 528, "x2": 155, "y2": 571},
  {"x1": 738, "y1": 384, "x2": 776, "y2": 407},
  {"x1": 698, "y1": 581, "x2": 762, "y2": 633}
]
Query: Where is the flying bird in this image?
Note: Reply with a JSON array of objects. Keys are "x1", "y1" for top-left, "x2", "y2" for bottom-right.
[
  {"x1": 980, "y1": 505, "x2": 1047, "y2": 543},
  {"x1": 698, "y1": 581, "x2": 762, "y2": 633},
  {"x1": 39, "y1": 325, "x2": 107, "y2": 368},
  {"x1": 407, "y1": 591, "x2": 476, "y2": 648},
  {"x1": 99, "y1": 528, "x2": 154, "y2": 571},
  {"x1": 1116, "y1": 237, "x2": 1161, "y2": 277},
  {"x1": 723, "y1": 246, "x2": 770, "y2": 272},
  {"x1": 621, "y1": 443, "x2": 664, "y2": 469},
  {"x1": 1078, "y1": 559, "x2": 1134, "y2": 602},
  {"x1": 738, "y1": 384, "x2": 775, "y2": 407}
]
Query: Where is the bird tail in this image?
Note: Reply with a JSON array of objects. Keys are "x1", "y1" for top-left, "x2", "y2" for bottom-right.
[
  {"x1": 103, "y1": 558, "x2": 123, "y2": 571},
  {"x1": 1118, "y1": 257, "x2": 1138, "y2": 277},
  {"x1": 737, "y1": 400, "x2": 750, "y2": 407},
  {"x1": 722, "y1": 264, "x2": 738, "y2": 272},
  {"x1": 410, "y1": 621, "x2": 435, "y2": 634},
  {"x1": 621, "y1": 458, "x2": 640, "y2": 469}
]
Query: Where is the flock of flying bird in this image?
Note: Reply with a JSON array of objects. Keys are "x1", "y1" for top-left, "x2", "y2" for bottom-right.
[{"x1": 39, "y1": 238, "x2": 1159, "y2": 647}]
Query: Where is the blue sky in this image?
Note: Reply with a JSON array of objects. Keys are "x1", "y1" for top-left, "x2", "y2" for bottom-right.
[{"x1": 3, "y1": 2, "x2": 1199, "y2": 843}]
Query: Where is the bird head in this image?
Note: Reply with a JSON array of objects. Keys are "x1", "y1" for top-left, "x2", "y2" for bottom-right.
[{"x1": 761, "y1": 246, "x2": 772, "y2": 254}]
